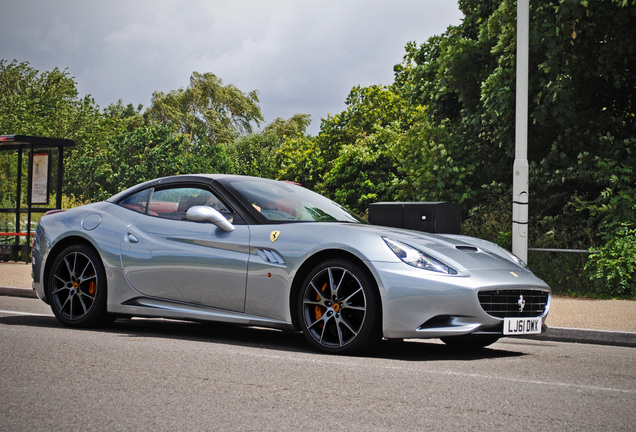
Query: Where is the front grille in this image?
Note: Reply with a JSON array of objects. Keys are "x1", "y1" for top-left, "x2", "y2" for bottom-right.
[{"x1": 478, "y1": 289, "x2": 549, "y2": 318}]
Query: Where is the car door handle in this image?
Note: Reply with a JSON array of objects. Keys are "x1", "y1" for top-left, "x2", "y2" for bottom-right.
[{"x1": 126, "y1": 233, "x2": 140, "y2": 243}]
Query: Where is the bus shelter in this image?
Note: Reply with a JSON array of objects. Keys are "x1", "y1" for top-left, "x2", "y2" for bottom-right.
[{"x1": 0, "y1": 135, "x2": 75, "y2": 262}]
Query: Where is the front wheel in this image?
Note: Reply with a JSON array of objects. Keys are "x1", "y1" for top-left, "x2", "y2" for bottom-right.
[
  {"x1": 46, "y1": 244, "x2": 110, "y2": 327},
  {"x1": 298, "y1": 259, "x2": 381, "y2": 355}
]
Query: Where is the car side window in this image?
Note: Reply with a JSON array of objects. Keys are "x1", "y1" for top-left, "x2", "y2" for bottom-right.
[
  {"x1": 150, "y1": 187, "x2": 233, "y2": 221},
  {"x1": 119, "y1": 189, "x2": 151, "y2": 214},
  {"x1": 118, "y1": 186, "x2": 234, "y2": 222}
]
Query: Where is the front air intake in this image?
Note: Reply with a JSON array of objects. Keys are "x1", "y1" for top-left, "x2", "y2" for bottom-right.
[{"x1": 478, "y1": 289, "x2": 549, "y2": 318}]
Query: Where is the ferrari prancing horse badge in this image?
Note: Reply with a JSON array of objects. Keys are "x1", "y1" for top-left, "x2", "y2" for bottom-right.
[{"x1": 270, "y1": 230, "x2": 281, "y2": 243}]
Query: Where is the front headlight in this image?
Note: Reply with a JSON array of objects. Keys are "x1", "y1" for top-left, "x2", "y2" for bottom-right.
[{"x1": 383, "y1": 237, "x2": 456, "y2": 274}]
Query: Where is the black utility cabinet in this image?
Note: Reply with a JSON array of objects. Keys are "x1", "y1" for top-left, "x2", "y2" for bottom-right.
[{"x1": 368, "y1": 202, "x2": 461, "y2": 234}]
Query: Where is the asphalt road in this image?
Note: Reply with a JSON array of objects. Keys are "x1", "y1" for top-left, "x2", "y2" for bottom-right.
[{"x1": 1, "y1": 296, "x2": 635, "y2": 431}]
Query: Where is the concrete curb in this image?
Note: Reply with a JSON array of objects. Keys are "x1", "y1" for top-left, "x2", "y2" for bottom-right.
[
  {"x1": 1, "y1": 285, "x2": 635, "y2": 348},
  {"x1": 0, "y1": 286, "x2": 38, "y2": 299},
  {"x1": 527, "y1": 326, "x2": 636, "y2": 348}
]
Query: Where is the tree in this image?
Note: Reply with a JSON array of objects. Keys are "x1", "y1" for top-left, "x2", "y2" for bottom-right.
[
  {"x1": 395, "y1": 0, "x2": 635, "y2": 297},
  {"x1": 227, "y1": 114, "x2": 311, "y2": 179},
  {"x1": 391, "y1": 113, "x2": 474, "y2": 205},
  {"x1": 102, "y1": 100, "x2": 145, "y2": 132},
  {"x1": 0, "y1": 60, "x2": 115, "y2": 205},
  {"x1": 289, "y1": 85, "x2": 416, "y2": 213},
  {"x1": 226, "y1": 133, "x2": 280, "y2": 178},
  {"x1": 263, "y1": 113, "x2": 312, "y2": 139},
  {"x1": 86, "y1": 126, "x2": 233, "y2": 201},
  {"x1": 400, "y1": 0, "x2": 636, "y2": 244},
  {"x1": 0, "y1": 60, "x2": 91, "y2": 137},
  {"x1": 316, "y1": 85, "x2": 414, "y2": 163},
  {"x1": 277, "y1": 135, "x2": 322, "y2": 188},
  {"x1": 145, "y1": 72, "x2": 263, "y2": 146},
  {"x1": 321, "y1": 126, "x2": 400, "y2": 214}
]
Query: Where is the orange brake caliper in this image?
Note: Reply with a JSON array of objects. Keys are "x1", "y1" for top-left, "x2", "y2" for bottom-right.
[
  {"x1": 88, "y1": 273, "x2": 96, "y2": 295},
  {"x1": 314, "y1": 282, "x2": 328, "y2": 320}
]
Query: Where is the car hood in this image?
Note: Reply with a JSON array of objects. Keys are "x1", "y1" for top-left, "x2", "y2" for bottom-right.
[{"x1": 347, "y1": 223, "x2": 530, "y2": 273}]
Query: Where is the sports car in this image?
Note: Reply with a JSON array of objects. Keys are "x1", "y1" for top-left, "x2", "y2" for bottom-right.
[{"x1": 32, "y1": 174, "x2": 551, "y2": 354}]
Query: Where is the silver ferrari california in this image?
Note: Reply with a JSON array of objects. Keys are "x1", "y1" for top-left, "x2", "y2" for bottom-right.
[{"x1": 32, "y1": 174, "x2": 550, "y2": 354}]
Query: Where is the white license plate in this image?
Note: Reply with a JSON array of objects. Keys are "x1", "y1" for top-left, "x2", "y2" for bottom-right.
[{"x1": 504, "y1": 317, "x2": 542, "y2": 335}]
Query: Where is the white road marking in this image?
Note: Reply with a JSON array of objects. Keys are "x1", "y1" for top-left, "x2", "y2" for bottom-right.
[{"x1": 244, "y1": 350, "x2": 636, "y2": 395}]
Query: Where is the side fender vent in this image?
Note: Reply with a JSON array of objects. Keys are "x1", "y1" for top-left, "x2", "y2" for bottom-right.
[{"x1": 255, "y1": 248, "x2": 286, "y2": 266}]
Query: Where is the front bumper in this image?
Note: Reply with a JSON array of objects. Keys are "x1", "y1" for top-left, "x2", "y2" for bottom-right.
[{"x1": 370, "y1": 262, "x2": 551, "y2": 340}]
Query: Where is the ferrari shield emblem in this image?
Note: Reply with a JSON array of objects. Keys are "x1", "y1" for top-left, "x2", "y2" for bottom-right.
[{"x1": 270, "y1": 230, "x2": 281, "y2": 243}]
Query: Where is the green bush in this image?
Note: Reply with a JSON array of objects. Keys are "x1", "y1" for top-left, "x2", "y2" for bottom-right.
[{"x1": 585, "y1": 224, "x2": 636, "y2": 299}]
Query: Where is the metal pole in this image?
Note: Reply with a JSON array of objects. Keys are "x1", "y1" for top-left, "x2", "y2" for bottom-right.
[
  {"x1": 513, "y1": 0, "x2": 530, "y2": 263},
  {"x1": 56, "y1": 146, "x2": 64, "y2": 209},
  {"x1": 14, "y1": 148, "x2": 22, "y2": 262},
  {"x1": 26, "y1": 144, "x2": 34, "y2": 263}
]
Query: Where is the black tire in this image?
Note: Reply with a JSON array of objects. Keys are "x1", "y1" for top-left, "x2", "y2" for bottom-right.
[
  {"x1": 298, "y1": 259, "x2": 381, "y2": 355},
  {"x1": 441, "y1": 334, "x2": 500, "y2": 349},
  {"x1": 46, "y1": 244, "x2": 110, "y2": 327}
]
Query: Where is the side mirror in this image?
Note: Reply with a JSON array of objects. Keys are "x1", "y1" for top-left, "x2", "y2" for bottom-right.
[{"x1": 186, "y1": 206, "x2": 235, "y2": 232}]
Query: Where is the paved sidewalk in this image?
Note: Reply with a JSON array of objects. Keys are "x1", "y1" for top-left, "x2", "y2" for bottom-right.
[{"x1": 2, "y1": 262, "x2": 635, "y2": 347}]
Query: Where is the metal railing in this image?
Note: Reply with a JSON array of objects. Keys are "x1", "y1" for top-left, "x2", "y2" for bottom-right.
[{"x1": 528, "y1": 248, "x2": 599, "y2": 255}]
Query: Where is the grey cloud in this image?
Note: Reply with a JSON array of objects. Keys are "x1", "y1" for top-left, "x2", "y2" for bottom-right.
[{"x1": 0, "y1": 0, "x2": 462, "y2": 134}]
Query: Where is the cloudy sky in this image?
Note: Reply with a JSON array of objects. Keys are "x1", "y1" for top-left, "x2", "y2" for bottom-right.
[{"x1": 1, "y1": 0, "x2": 463, "y2": 135}]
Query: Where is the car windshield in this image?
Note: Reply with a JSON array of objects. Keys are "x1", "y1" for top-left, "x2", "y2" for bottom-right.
[{"x1": 226, "y1": 179, "x2": 364, "y2": 223}]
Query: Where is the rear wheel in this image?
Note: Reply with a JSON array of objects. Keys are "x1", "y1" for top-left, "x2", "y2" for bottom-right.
[
  {"x1": 298, "y1": 259, "x2": 381, "y2": 355},
  {"x1": 47, "y1": 244, "x2": 110, "y2": 327}
]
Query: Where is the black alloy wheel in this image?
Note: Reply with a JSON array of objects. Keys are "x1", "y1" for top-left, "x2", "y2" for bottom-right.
[
  {"x1": 298, "y1": 259, "x2": 381, "y2": 354},
  {"x1": 47, "y1": 244, "x2": 110, "y2": 327}
]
